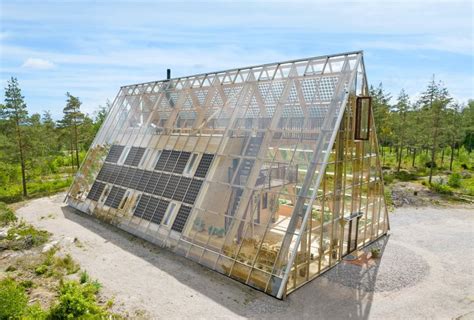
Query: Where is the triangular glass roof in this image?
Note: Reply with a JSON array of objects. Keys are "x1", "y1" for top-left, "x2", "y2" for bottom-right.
[{"x1": 66, "y1": 51, "x2": 389, "y2": 298}]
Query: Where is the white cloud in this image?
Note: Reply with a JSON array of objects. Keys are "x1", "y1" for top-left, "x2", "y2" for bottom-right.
[{"x1": 21, "y1": 57, "x2": 56, "y2": 70}]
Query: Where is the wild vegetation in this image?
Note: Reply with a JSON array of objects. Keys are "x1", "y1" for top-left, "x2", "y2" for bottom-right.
[
  {"x1": 0, "y1": 202, "x2": 119, "y2": 319},
  {"x1": 0, "y1": 77, "x2": 473, "y2": 205}
]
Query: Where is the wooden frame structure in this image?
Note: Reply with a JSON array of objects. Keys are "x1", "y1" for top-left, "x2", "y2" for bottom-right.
[{"x1": 66, "y1": 51, "x2": 389, "y2": 299}]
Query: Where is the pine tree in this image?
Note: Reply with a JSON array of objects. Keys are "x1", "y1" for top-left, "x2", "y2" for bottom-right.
[
  {"x1": 1, "y1": 77, "x2": 29, "y2": 196},
  {"x1": 393, "y1": 89, "x2": 410, "y2": 172},
  {"x1": 61, "y1": 93, "x2": 84, "y2": 170},
  {"x1": 445, "y1": 103, "x2": 464, "y2": 171},
  {"x1": 369, "y1": 83, "x2": 392, "y2": 161},
  {"x1": 417, "y1": 76, "x2": 451, "y2": 184}
]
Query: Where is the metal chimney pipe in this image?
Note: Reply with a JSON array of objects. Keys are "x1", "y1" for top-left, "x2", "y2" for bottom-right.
[{"x1": 167, "y1": 69, "x2": 171, "y2": 80}]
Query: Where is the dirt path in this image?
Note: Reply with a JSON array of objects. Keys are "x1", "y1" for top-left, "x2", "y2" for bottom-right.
[{"x1": 15, "y1": 194, "x2": 474, "y2": 319}]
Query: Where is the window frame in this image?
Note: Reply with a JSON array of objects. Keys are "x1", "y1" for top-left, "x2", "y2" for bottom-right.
[
  {"x1": 119, "y1": 190, "x2": 131, "y2": 210},
  {"x1": 354, "y1": 96, "x2": 372, "y2": 141},
  {"x1": 131, "y1": 193, "x2": 142, "y2": 213},
  {"x1": 100, "y1": 185, "x2": 111, "y2": 203},
  {"x1": 118, "y1": 146, "x2": 131, "y2": 165},
  {"x1": 162, "y1": 201, "x2": 180, "y2": 227},
  {"x1": 183, "y1": 153, "x2": 200, "y2": 177}
]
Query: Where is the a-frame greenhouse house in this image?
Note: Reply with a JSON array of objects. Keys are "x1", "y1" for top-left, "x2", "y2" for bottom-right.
[{"x1": 66, "y1": 51, "x2": 389, "y2": 299}]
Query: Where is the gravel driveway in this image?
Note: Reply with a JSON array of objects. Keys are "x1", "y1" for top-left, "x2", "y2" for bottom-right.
[{"x1": 14, "y1": 194, "x2": 474, "y2": 319}]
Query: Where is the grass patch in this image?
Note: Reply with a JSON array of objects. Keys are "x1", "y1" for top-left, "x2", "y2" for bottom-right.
[
  {"x1": 0, "y1": 177, "x2": 72, "y2": 204},
  {"x1": 0, "y1": 277, "x2": 115, "y2": 320},
  {"x1": 79, "y1": 270, "x2": 89, "y2": 284},
  {"x1": 0, "y1": 201, "x2": 17, "y2": 227},
  {"x1": 55, "y1": 254, "x2": 80, "y2": 275},
  {"x1": 34, "y1": 249, "x2": 80, "y2": 278},
  {"x1": 2, "y1": 221, "x2": 50, "y2": 250}
]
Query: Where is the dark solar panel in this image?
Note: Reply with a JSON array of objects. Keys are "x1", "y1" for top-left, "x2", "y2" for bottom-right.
[
  {"x1": 96, "y1": 165, "x2": 106, "y2": 181},
  {"x1": 136, "y1": 170, "x2": 152, "y2": 191},
  {"x1": 86, "y1": 181, "x2": 106, "y2": 201},
  {"x1": 171, "y1": 205, "x2": 192, "y2": 233},
  {"x1": 124, "y1": 147, "x2": 146, "y2": 167},
  {"x1": 151, "y1": 199, "x2": 169, "y2": 225},
  {"x1": 155, "y1": 150, "x2": 171, "y2": 171},
  {"x1": 130, "y1": 169, "x2": 143, "y2": 190},
  {"x1": 173, "y1": 177, "x2": 191, "y2": 201},
  {"x1": 162, "y1": 175, "x2": 180, "y2": 199},
  {"x1": 133, "y1": 194, "x2": 152, "y2": 218},
  {"x1": 96, "y1": 163, "x2": 115, "y2": 183},
  {"x1": 114, "y1": 166, "x2": 129, "y2": 186},
  {"x1": 152, "y1": 173, "x2": 170, "y2": 196},
  {"x1": 194, "y1": 153, "x2": 214, "y2": 178},
  {"x1": 183, "y1": 179, "x2": 203, "y2": 204},
  {"x1": 124, "y1": 167, "x2": 136, "y2": 187},
  {"x1": 142, "y1": 196, "x2": 160, "y2": 221},
  {"x1": 163, "y1": 150, "x2": 180, "y2": 173},
  {"x1": 173, "y1": 152, "x2": 191, "y2": 174},
  {"x1": 109, "y1": 165, "x2": 121, "y2": 184},
  {"x1": 104, "y1": 186, "x2": 126, "y2": 209},
  {"x1": 144, "y1": 171, "x2": 161, "y2": 194},
  {"x1": 105, "y1": 145, "x2": 124, "y2": 163}
]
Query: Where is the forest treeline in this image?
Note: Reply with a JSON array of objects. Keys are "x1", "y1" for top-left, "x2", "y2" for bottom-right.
[
  {"x1": 0, "y1": 77, "x2": 108, "y2": 202},
  {"x1": 0, "y1": 76, "x2": 473, "y2": 203},
  {"x1": 370, "y1": 78, "x2": 473, "y2": 181}
]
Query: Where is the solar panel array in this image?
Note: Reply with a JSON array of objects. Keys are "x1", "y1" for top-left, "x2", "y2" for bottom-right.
[
  {"x1": 95, "y1": 163, "x2": 204, "y2": 205},
  {"x1": 133, "y1": 194, "x2": 170, "y2": 225},
  {"x1": 105, "y1": 145, "x2": 125, "y2": 163},
  {"x1": 155, "y1": 150, "x2": 191, "y2": 174},
  {"x1": 195, "y1": 154, "x2": 215, "y2": 178},
  {"x1": 171, "y1": 205, "x2": 192, "y2": 232},
  {"x1": 104, "y1": 186, "x2": 126, "y2": 208},
  {"x1": 89, "y1": 145, "x2": 216, "y2": 233},
  {"x1": 124, "y1": 147, "x2": 146, "y2": 166},
  {"x1": 86, "y1": 181, "x2": 106, "y2": 201}
]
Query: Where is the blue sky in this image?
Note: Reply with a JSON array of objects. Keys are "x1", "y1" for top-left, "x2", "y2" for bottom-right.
[{"x1": 1, "y1": 0, "x2": 473, "y2": 119}]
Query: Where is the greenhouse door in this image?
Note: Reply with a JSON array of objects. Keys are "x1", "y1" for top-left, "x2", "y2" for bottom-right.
[{"x1": 344, "y1": 212, "x2": 363, "y2": 256}]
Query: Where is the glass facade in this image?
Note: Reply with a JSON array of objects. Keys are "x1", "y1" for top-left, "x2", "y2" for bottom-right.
[{"x1": 66, "y1": 51, "x2": 389, "y2": 299}]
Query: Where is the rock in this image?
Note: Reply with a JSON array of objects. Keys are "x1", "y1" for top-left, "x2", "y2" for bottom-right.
[
  {"x1": 42, "y1": 240, "x2": 59, "y2": 253},
  {"x1": 0, "y1": 229, "x2": 8, "y2": 239}
]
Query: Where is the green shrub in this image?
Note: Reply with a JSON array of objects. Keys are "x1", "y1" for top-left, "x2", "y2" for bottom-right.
[
  {"x1": 48, "y1": 280, "x2": 108, "y2": 319},
  {"x1": 20, "y1": 280, "x2": 35, "y2": 289},
  {"x1": 393, "y1": 170, "x2": 417, "y2": 181},
  {"x1": 22, "y1": 303, "x2": 47, "y2": 320},
  {"x1": 55, "y1": 254, "x2": 80, "y2": 275},
  {"x1": 35, "y1": 264, "x2": 49, "y2": 275},
  {"x1": 0, "y1": 201, "x2": 17, "y2": 226},
  {"x1": 447, "y1": 173, "x2": 462, "y2": 188},
  {"x1": 371, "y1": 247, "x2": 381, "y2": 258},
  {"x1": 430, "y1": 183, "x2": 453, "y2": 195},
  {"x1": 79, "y1": 271, "x2": 89, "y2": 284},
  {"x1": 383, "y1": 173, "x2": 394, "y2": 184},
  {"x1": 0, "y1": 278, "x2": 28, "y2": 319}
]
